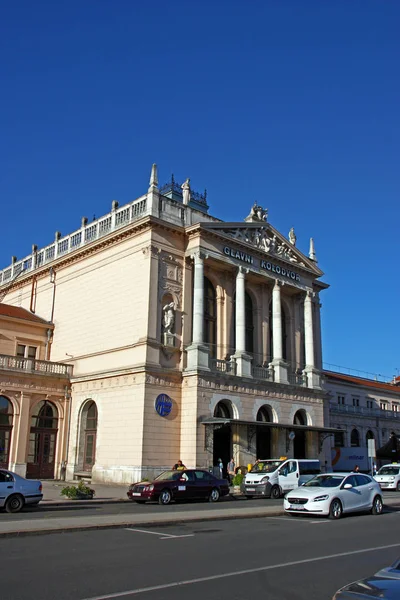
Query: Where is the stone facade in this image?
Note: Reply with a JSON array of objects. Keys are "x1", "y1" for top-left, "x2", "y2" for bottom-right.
[{"x1": 0, "y1": 167, "x2": 338, "y2": 482}]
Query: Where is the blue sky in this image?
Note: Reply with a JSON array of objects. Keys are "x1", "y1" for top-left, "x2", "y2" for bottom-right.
[{"x1": 1, "y1": 1, "x2": 399, "y2": 379}]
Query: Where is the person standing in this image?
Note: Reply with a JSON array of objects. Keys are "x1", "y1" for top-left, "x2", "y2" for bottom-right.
[
  {"x1": 172, "y1": 460, "x2": 186, "y2": 471},
  {"x1": 353, "y1": 465, "x2": 360, "y2": 473},
  {"x1": 217, "y1": 458, "x2": 224, "y2": 479},
  {"x1": 227, "y1": 457, "x2": 235, "y2": 484}
]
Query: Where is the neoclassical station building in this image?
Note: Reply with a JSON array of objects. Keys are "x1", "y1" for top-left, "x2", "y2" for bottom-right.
[{"x1": 0, "y1": 166, "x2": 340, "y2": 483}]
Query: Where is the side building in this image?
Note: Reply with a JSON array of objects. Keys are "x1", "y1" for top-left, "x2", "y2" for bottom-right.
[
  {"x1": 326, "y1": 371, "x2": 400, "y2": 471},
  {"x1": 0, "y1": 166, "x2": 340, "y2": 482}
]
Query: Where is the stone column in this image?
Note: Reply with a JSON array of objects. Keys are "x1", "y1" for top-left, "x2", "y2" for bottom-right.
[
  {"x1": 185, "y1": 252, "x2": 210, "y2": 371},
  {"x1": 303, "y1": 290, "x2": 321, "y2": 388},
  {"x1": 233, "y1": 267, "x2": 252, "y2": 377},
  {"x1": 9, "y1": 392, "x2": 31, "y2": 477},
  {"x1": 269, "y1": 280, "x2": 288, "y2": 383},
  {"x1": 313, "y1": 293, "x2": 323, "y2": 370}
]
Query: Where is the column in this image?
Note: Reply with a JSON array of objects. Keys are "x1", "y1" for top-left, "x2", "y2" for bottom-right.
[
  {"x1": 185, "y1": 252, "x2": 210, "y2": 371},
  {"x1": 269, "y1": 280, "x2": 288, "y2": 383},
  {"x1": 9, "y1": 392, "x2": 31, "y2": 477},
  {"x1": 192, "y1": 252, "x2": 204, "y2": 344},
  {"x1": 235, "y1": 267, "x2": 246, "y2": 353},
  {"x1": 233, "y1": 267, "x2": 252, "y2": 377},
  {"x1": 303, "y1": 290, "x2": 322, "y2": 389}
]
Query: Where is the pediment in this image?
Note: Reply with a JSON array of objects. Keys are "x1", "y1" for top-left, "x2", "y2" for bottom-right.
[{"x1": 199, "y1": 222, "x2": 323, "y2": 276}]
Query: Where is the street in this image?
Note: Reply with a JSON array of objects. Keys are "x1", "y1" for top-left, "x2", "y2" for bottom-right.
[{"x1": 2, "y1": 508, "x2": 400, "y2": 600}]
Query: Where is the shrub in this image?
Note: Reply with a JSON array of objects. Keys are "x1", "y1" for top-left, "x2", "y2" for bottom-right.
[
  {"x1": 61, "y1": 480, "x2": 95, "y2": 499},
  {"x1": 232, "y1": 473, "x2": 244, "y2": 487}
]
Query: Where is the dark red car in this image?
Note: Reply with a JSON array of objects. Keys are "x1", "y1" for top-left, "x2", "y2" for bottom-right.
[{"x1": 127, "y1": 469, "x2": 230, "y2": 505}]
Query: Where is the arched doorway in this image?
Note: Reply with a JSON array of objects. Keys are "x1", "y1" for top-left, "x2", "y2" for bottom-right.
[
  {"x1": 0, "y1": 396, "x2": 13, "y2": 469},
  {"x1": 256, "y1": 405, "x2": 272, "y2": 459},
  {"x1": 81, "y1": 401, "x2": 98, "y2": 473},
  {"x1": 366, "y1": 430, "x2": 374, "y2": 445},
  {"x1": 27, "y1": 401, "x2": 58, "y2": 479},
  {"x1": 293, "y1": 410, "x2": 307, "y2": 458},
  {"x1": 213, "y1": 400, "x2": 233, "y2": 473}
]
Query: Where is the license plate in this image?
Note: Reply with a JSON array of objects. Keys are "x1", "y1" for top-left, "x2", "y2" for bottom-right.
[
  {"x1": 131, "y1": 492, "x2": 141, "y2": 496},
  {"x1": 247, "y1": 488, "x2": 256, "y2": 492},
  {"x1": 289, "y1": 505, "x2": 303, "y2": 510}
]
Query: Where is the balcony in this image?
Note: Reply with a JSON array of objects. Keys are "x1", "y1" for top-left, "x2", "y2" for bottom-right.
[
  {"x1": 0, "y1": 354, "x2": 73, "y2": 378},
  {"x1": 330, "y1": 402, "x2": 400, "y2": 420},
  {"x1": 209, "y1": 358, "x2": 237, "y2": 376},
  {"x1": 209, "y1": 357, "x2": 309, "y2": 387}
]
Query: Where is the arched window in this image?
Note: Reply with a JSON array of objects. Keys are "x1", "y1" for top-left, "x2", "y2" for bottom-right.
[
  {"x1": 366, "y1": 430, "x2": 374, "y2": 444},
  {"x1": 82, "y1": 401, "x2": 98, "y2": 472},
  {"x1": 257, "y1": 406, "x2": 272, "y2": 422},
  {"x1": 31, "y1": 400, "x2": 58, "y2": 429},
  {"x1": 293, "y1": 410, "x2": 307, "y2": 426},
  {"x1": 351, "y1": 428, "x2": 360, "y2": 447},
  {"x1": 0, "y1": 396, "x2": 13, "y2": 469},
  {"x1": 214, "y1": 400, "x2": 233, "y2": 419},
  {"x1": 204, "y1": 277, "x2": 217, "y2": 358}
]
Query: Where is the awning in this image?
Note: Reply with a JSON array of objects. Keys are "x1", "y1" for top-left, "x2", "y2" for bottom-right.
[{"x1": 201, "y1": 417, "x2": 344, "y2": 434}]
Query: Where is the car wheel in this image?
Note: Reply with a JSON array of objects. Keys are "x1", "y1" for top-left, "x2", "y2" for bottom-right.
[
  {"x1": 5, "y1": 494, "x2": 24, "y2": 514},
  {"x1": 209, "y1": 488, "x2": 220, "y2": 503},
  {"x1": 329, "y1": 498, "x2": 343, "y2": 520},
  {"x1": 396, "y1": 482, "x2": 400, "y2": 492},
  {"x1": 134, "y1": 500, "x2": 146, "y2": 504},
  {"x1": 245, "y1": 495, "x2": 254, "y2": 500},
  {"x1": 158, "y1": 489, "x2": 172, "y2": 505},
  {"x1": 271, "y1": 485, "x2": 281, "y2": 500},
  {"x1": 371, "y1": 495, "x2": 383, "y2": 515}
]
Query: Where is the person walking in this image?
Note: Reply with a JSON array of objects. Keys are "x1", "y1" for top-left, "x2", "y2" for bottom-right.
[
  {"x1": 227, "y1": 457, "x2": 235, "y2": 484},
  {"x1": 217, "y1": 458, "x2": 224, "y2": 479}
]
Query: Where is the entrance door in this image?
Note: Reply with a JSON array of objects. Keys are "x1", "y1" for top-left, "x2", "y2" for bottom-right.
[
  {"x1": 256, "y1": 427, "x2": 271, "y2": 460},
  {"x1": 83, "y1": 432, "x2": 96, "y2": 472},
  {"x1": 213, "y1": 425, "x2": 231, "y2": 477},
  {"x1": 27, "y1": 401, "x2": 58, "y2": 479},
  {"x1": 293, "y1": 431, "x2": 306, "y2": 458}
]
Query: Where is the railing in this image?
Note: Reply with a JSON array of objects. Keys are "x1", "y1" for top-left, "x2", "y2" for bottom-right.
[
  {"x1": 0, "y1": 196, "x2": 148, "y2": 285},
  {"x1": 252, "y1": 365, "x2": 274, "y2": 381},
  {"x1": 288, "y1": 370, "x2": 307, "y2": 386},
  {"x1": 0, "y1": 354, "x2": 73, "y2": 378},
  {"x1": 330, "y1": 402, "x2": 400, "y2": 419},
  {"x1": 209, "y1": 358, "x2": 237, "y2": 375}
]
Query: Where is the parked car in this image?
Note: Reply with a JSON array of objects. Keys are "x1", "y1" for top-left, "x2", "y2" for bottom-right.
[
  {"x1": 0, "y1": 469, "x2": 43, "y2": 513},
  {"x1": 127, "y1": 469, "x2": 230, "y2": 505},
  {"x1": 374, "y1": 464, "x2": 400, "y2": 491},
  {"x1": 333, "y1": 557, "x2": 400, "y2": 598},
  {"x1": 284, "y1": 472, "x2": 383, "y2": 519},
  {"x1": 243, "y1": 458, "x2": 320, "y2": 499}
]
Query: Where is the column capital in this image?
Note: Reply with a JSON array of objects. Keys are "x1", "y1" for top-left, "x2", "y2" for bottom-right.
[
  {"x1": 190, "y1": 250, "x2": 209, "y2": 263},
  {"x1": 274, "y1": 278, "x2": 283, "y2": 289},
  {"x1": 237, "y1": 266, "x2": 249, "y2": 276}
]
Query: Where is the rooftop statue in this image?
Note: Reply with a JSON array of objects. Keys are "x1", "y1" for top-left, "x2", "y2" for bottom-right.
[{"x1": 244, "y1": 203, "x2": 268, "y2": 223}]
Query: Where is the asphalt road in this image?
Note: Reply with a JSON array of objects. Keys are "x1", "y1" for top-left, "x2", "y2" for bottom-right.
[{"x1": 2, "y1": 509, "x2": 400, "y2": 600}]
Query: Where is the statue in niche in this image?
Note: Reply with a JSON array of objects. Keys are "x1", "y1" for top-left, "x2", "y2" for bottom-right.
[
  {"x1": 181, "y1": 178, "x2": 191, "y2": 205},
  {"x1": 289, "y1": 227, "x2": 297, "y2": 246},
  {"x1": 163, "y1": 302, "x2": 175, "y2": 334}
]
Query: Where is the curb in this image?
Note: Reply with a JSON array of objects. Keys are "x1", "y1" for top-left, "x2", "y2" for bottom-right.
[
  {"x1": 41, "y1": 498, "x2": 128, "y2": 507},
  {"x1": 0, "y1": 508, "x2": 285, "y2": 539}
]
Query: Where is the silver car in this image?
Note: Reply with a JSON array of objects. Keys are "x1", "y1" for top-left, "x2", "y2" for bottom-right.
[{"x1": 0, "y1": 469, "x2": 43, "y2": 513}]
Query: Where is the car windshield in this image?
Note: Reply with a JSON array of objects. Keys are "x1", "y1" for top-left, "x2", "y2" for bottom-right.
[
  {"x1": 303, "y1": 475, "x2": 344, "y2": 488},
  {"x1": 250, "y1": 460, "x2": 283, "y2": 474},
  {"x1": 154, "y1": 471, "x2": 183, "y2": 481},
  {"x1": 378, "y1": 466, "x2": 400, "y2": 476}
]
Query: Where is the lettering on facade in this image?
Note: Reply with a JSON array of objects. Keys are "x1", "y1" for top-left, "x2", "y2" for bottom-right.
[{"x1": 223, "y1": 246, "x2": 300, "y2": 282}]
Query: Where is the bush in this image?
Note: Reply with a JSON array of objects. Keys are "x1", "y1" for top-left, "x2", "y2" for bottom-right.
[
  {"x1": 232, "y1": 473, "x2": 244, "y2": 487},
  {"x1": 61, "y1": 480, "x2": 95, "y2": 499}
]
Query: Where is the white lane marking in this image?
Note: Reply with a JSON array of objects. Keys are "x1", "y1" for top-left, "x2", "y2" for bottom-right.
[
  {"x1": 125, "y1": 528, "x2": 176, "y2": 538},
  {"x1": 310, "y1": 520, "x2": 331, "y2": 524},
  {"x1": 81, "y1": 541, "x2": 400, "y2": 600},
  {"x1": 160, "y1": 534, "x2": 195, "y2": 540}
]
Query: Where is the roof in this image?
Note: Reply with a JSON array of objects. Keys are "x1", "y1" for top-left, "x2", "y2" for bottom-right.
[
  {"x1": 0, "y1": 303, "x2": 51, "y2": 325},
  {"x1": 324, "y1": 370, "x2": 400, "y2": 395}
]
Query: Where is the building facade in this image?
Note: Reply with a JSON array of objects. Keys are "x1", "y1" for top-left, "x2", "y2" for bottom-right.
[
  {"x1": 325, "y1": 371, "x2": 400, "y2": 469},
  {"x1": 0, "y1": 166, "x2": 338, "y2": 482}
]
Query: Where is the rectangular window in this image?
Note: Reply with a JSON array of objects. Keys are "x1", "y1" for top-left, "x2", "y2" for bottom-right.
[
  {"x1": 16, "y1": 344, "x2": 25, "y2": 358},
  {"x1": 334, "y1": 432, "x2": 345, "y2": 447},
  {"x1": 380, "y1": 402, "x2": 388, "y2": 411},
  {"x1": 367, "y1": 400, "x2": 374, "y2": 409},
  {"x1": 27, "y1": 346, "x2": 37, "y2": 359},
  {"x1": 352, "y1": 398, "x2": 359, "y2": 407},
  {"x1": 337, "y1": 395, "x2": 345, "y2": 405},
  {"x1": 393, "y1": 404, "x2": 399, "y2": 413},
  {"x1": 15, "y1": 344, "x2": 37, "y2": 359}
]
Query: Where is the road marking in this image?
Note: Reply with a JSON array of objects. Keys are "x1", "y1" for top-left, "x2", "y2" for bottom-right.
[
  {"x1": 125, "y1": 528, "x2": 194, "y2": 540},
  {"x1": 81, "y1": 541, "x2": 400, "y2": 599}
]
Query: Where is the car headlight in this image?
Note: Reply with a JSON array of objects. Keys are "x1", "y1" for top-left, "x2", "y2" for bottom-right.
[
  {"x1": 260, "y1": 476, "x2": 269, "y2": 483},
  {"x1": 313, "y1": 495, "x2": 329, "y2": 502},
  {"x1": 145, "y1": 484, "x2": 154, "y2": 491},
  {"x1": 390, "y1": 477, "x2": 395, "y2": 481}
]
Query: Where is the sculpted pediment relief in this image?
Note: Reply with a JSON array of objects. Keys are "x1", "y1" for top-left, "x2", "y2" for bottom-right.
[{"x1": 199, "y1": 222, "x2": 322, "y2": 275}]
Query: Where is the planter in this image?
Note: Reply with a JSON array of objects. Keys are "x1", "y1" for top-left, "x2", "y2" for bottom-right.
[{"x1": 75, "y1": 492, "x2": 94, "y2": 500}]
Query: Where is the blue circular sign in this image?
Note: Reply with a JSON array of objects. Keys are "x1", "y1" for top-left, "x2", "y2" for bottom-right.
[{"x1": 155, "y1": 394, "x2": 173, "y2": 417}]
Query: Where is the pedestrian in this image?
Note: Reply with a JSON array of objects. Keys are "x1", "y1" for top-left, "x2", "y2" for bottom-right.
[
  {"x1": 353, "y1": 465, "x2": 360, "y2": 473},
  {"x1": 172, "y1": 460, "x2": 186, "y2": 471},
  {"x1": 227, "y1": 457, "x2": 235, "y2": 484},
  {"x1": 217, "y1": 457, "x2": 224, "y2": 478}
]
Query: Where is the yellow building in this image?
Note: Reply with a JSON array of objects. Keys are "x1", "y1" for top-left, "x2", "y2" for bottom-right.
[{"x1": 0, "y1": 165, "x2": 339, "y2": 482}]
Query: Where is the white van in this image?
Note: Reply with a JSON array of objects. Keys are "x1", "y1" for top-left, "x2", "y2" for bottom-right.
[{"x1": 243, "y1": 458, "x2": 321, "y2": 499}]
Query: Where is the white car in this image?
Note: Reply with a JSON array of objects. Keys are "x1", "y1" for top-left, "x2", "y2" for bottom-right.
[
  {"x1": 374, "y1": 464, "x2": 400, "y2": 491},
  {"x1": 284, "y1": 473, "x2": 383, "y2": 519},
  {"x1": 0, "y1": 469, "x2": 43, "y2": 513}
]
